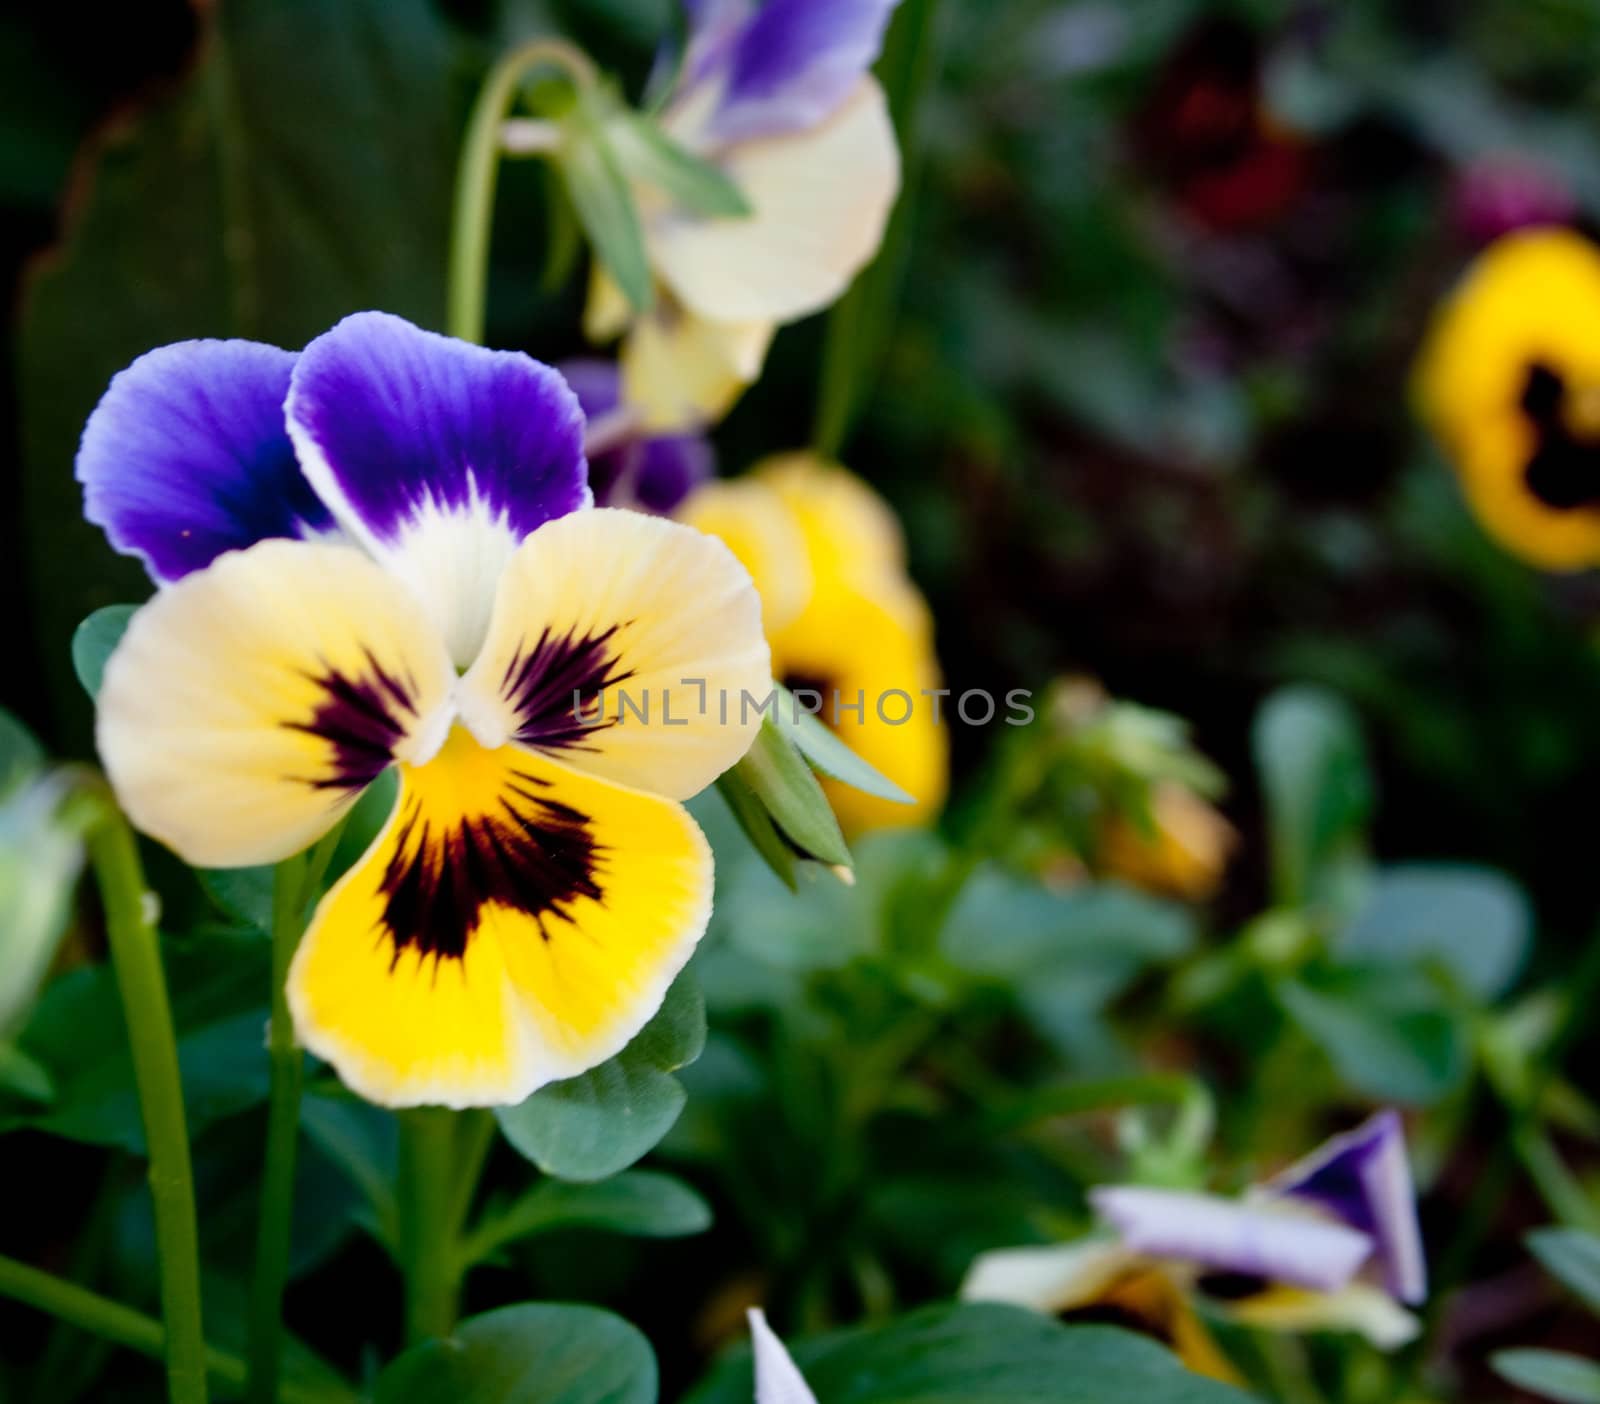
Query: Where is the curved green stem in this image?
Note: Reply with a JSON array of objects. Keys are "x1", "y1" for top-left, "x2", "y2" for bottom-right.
[
  {"x1": 85, "y1": 800, "x2": 208, "y2": 1404},
  {"x1": 0, "y1": 1255, "x2": 354, "y2": 1404},
  {"x1": 244, "y1": 852, "x2": 310, "y2": 1404},
  {"x1": 399, "y1": 1108, "x2": 464, "y2": 1344},
  {"x1": 447, "y1": 37, "x2": 595, "y2": 344}
]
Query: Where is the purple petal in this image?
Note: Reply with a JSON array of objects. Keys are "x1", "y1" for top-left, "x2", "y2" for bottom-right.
[
  {"x1": 559, "y1": 358, "x2": 623, "y2": 423},
  {"x1": 287, "y1": 314, "x2": 590, "y2": 663},
  {"x1": 632, "y1": 434, "x2": 714, "y2": 513},
  {"x1": 1090, "y1": 1186, "x2": 1374, "y2": 1294},
  {"x1": 702, "y1": 0, "x2": 901, "y2": 145},
  {"x1": 683, "y1": 0, "x2": 756, "y2": 87},
  {"x1": 1265, "y1": 1110, "x2": 1428, "y2": 1305},
  {"x1": 77, "y1": 340, "x2": 331, "y2": 583}
]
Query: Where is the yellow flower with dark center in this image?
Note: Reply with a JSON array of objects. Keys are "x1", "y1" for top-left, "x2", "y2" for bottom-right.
[
  {"x1": 1415, "y1": 226, "x2": 1600, "y2": 569},
  {"x1": 679, "y1": 454, "x2": 947, "y2": 833}
]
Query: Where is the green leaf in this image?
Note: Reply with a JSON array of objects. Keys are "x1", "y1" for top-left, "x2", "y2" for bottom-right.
[
  {"x1": 1493, "y1": 1350, "x2": 1600, "y2": 1404},
  {"x1": 1335, "y1": 863, "x2": 1530, "y2": 1001},
  {"x1": 0, "y1": 709, "x2": 43, "y2": 794},
  {"x1": 71, "y1": 605, "x2": 138, "y2": 700},
  {"x1": 558, "y1": 90, "x2": 654, "y2": 314},
  {"x1": 1279, "y1": 966, "x2": 1468, "y2": 1105},
  {"x1": 375, "y1": 1303, "x2": 657, "y2": 1404},
  {"x1": 1529, "y1": 1227, "x2": 1600, "y2": 1317},
  {"x1": 300, "y1": 1090, "x2": 400, "y2": 1249},
  {"x1": 732, "y1": 718, "x2": 852, "y2": 868},
  {"x1": 1252, "y1": 685, "x2": 1373, "y2": 910},
  {"x1": 20, "y1": 0, "x2": 458, "y2": 748},
  {"x1": 0, "y1": 1043, "x2": 53, "y2": 1103},
  {"x1": 813, "y1": 0, "x2": 944, "y2": 455},
  {"x1": 0, "y1": 776, "x2": 87, "y2": 1036},
  {"x1": 608, "y1": 110, "x2": 751, "y2": 217},
  {"x1": 463, "y1": 1169, "x2": 710, "y2": 1265},
  {"x1": 714, "y1": 770, "x2": 797, "y2": 891},
  {"x1": 2, "y1": 928, "x2": 272, "y2": 1150},
  {"x1": 687, "y1": 1304, "x2": 1258, "y2": 1404},
  {"x1": 773, "y1": 683, "x2": 914, "y2": 805},
  {"x1": 496, "y1": 972, "x2": 705, "y2": 1181}
]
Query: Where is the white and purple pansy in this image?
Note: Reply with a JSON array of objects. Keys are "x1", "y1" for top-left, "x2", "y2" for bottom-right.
[
  {"x1": 589, "y1": 0, "x2": 904, "y2": 432},
  {"x1": 560, "y1": 359, "x2": 714, "y2": 514},
  {"x1": 78, "y1": 311, "x2": 771, "y2": 1109},
  {"x1": 964, "y1": 1111, "x2": 1427, "y2": 1352}
]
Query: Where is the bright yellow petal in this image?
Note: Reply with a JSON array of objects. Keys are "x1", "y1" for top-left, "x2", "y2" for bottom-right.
[
  {"x1": 458, "y1": 508, "x2": 770, "y2": 801},
  {"x1": 1415, "y1": 227, "x2": 1600, "y2": 451},
  {"x1": 770, "y1": 585, "x2": 947, "y2": 833},
  {"x1": 675, "y1": 477, "x2": 812, "y2": 635},
  {"x1": 1452, "y1": 412, "x2": 1600, "y2": 570},
  {"x1": 97, "y1": 539, "x2": 455, "y2": 869},
  {"x1": 620, "y1": 302, "x2": 775, "y2": 433},
  {"x1": 652, "y1": 79, "x2": 900, "y2": 324},
  {"x1": 752, "y1": 452, "x2": 908, "y2": 603},
  {"x1": 287, "y1": 726, "x2": 712, "y2": 1108}
]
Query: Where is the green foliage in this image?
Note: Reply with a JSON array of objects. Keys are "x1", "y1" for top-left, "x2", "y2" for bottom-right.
[
  {"x1": 1529, "y1": 1227, "x2": 1600, "y2": 1317},
  {"x1": 730, "y1": 718, "x2": 852, "y2": 869},
  {"x1": 1494, "y1": 1350, "x2": 1600, "y2": 1404},
  {"x1": 19, "y1": 0, "x2": 459, "y2": 743},
  {"x1": 558, "y1": 85, "x2": 655, "y2": 312},
  {"x1": 1253, "y1": 685, "x2": 1373, "y2": 912},
  {"x1": 463, "y1": 1170, "x2": 711, "y2": 1265},
  {"x1": 70, "y1": 605, "x2": 137, "y2": 701},
  {"x1": 496, "y1": 972, "x2": 706, "y2": 1181},
  {"x1": 688, "y1": 1305, "x2": 1260, "y2": 1404},
  {"x1": 374, "y1": 1303, "x2": 657, "y2": 1404},
  {"x1": 607, "y1": 109, "x2": 751, "y2": 218}
]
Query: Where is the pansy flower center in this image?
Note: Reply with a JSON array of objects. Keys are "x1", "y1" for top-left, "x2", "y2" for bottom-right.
[{"x1": 1519, "y1": 361, "x2": 1600, "y2": 510}]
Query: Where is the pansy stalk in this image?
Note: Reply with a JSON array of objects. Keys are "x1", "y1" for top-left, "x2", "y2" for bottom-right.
[
  {"x1": 79, "y1": 311, "x2": 769, "y2": 1108},
  {"x1": 963, "y1": 1111, "x2": 1427, "y2": 1378}
]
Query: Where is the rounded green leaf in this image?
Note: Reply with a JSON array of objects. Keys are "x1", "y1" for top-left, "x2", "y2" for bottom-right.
[
  {"x1": 495, "y1": 973, "x2": 705, "y2": 1182},
  {"x1": 1494, "y1": 1349, "x2": 1600, "y2": 1404},
  {"x1": 71, "y1": 604, "x2": 138, "y2": 700},
  {"x1": 375, "y1": 1303, "x2": 657, "y2": 1404}
]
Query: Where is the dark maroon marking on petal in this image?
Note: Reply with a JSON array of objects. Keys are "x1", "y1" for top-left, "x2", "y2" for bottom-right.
[
  {"x1": 284, "y1": 648, "x2": 419, "y2": 791},
  {"x1": 501, "y1": 624, "x2": 637, "y2": 751},
  {"x1": 377, "y1": 767, "x2": 604, "y2": 963},
  {"x1": 1520, "y1": 361, "x2": 1600, "y2": 510}
]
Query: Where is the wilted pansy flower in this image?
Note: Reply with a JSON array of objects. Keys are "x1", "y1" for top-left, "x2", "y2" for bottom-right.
[
  {"x1": 963, "y1": 1112, "x2": 1426, "y2": 1378},
  {"x1": 1414, "y1": 227, "x2": 1600, "y2": 571},
  {"x1": 587, "y1": 0, "x2": 902, "y2": 432},
  {"x1": 1452, "y1": 154, "x2": 1575, "y2": 247},
  {"x1": 1099, "y1": 780, "x2": 1236, "y2": 902},
  {"x1": 749, "y1": 1308, "x2": 816, "y2": 1404},
  {"x1": 561, "y1": 359, "x2": 713, "y2": 513},
  {"x1": 79, "y1": 312, "x2": 769, "y2": 1108},
  {"x1": 678, "y1": 453, "x2": 947, "y2": 832}
]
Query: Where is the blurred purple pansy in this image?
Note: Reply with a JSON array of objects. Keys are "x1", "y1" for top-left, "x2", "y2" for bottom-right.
[
  {"x1": 1091, "y1": 1110, "x2": 1426, "y2": 1305},
  {"x1": 561, "y1": 359, "x2": 714, "y2": 514}
]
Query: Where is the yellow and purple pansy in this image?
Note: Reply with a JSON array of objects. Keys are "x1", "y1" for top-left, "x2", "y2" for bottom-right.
[
  {"x1": 963, "y1": 1112, "x2": 1427, "y2": 1378},
  {"x1": 78, "y1": 311, "x2": 770, "y2": 1109},
  {"x1": 589, "y1": 0, "x2": 903, "y2": 432}
]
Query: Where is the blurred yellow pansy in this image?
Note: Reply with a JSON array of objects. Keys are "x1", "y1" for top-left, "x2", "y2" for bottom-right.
[
  {"x1": 680, "y1": 454, "x2": 947, "y2": 833},
  {"x1": 1415, "y1": 226, "x2": 1600, "y2": 570}
]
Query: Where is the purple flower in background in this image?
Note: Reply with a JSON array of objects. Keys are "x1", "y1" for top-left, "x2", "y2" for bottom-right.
[
  {"x1": 1454, "y1": 154, "x2": 1576, "y2": 246},
  {"x1": 1092, "y1": 1110, "x2": 1426, "y2": 1305},
  {"x1": 964, "y1": 1111, "x2": 1426, "y2": 1354},
  {"x1": 561, "y1": 360, "x2": 713, "y2": 514}
]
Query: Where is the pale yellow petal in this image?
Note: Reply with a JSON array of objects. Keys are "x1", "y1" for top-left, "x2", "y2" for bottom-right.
[
  {"x1": 97, "y1": 540, "x2": 455, "y2": 869},
  {"x1": 652, "y1": 79, "x2": 900, "y2": 324},
  {"x1": 621, "y1": 303, "x2": 776, "y2": 433},
  {"x1": 457, "y1": 508, "x2": 770, "y2": 801},
  {"x1": 676, "y1": 477, "x2": 812, "y2": 635}
]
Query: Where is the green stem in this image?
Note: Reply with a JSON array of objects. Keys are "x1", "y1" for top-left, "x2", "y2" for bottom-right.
[
  {"x1": 1514, "y1": 1124, "x2": 1600, "y2": 1233},
  {"x1": 447, "y1": 37, "x2": 595, "y2": 344},
  {"x1": 85, "y1": 801, "x2": 208, "y2": 1404},
  {"x1": 0, "y1": 1255, "x2": 353, "y2": 1404},
  {"x1": 399, "y1": 1108, "x2": 464, "y2": 1344},
  {"x1": 245, "y1": 851, "x2": 312, "y2": 1404}
]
